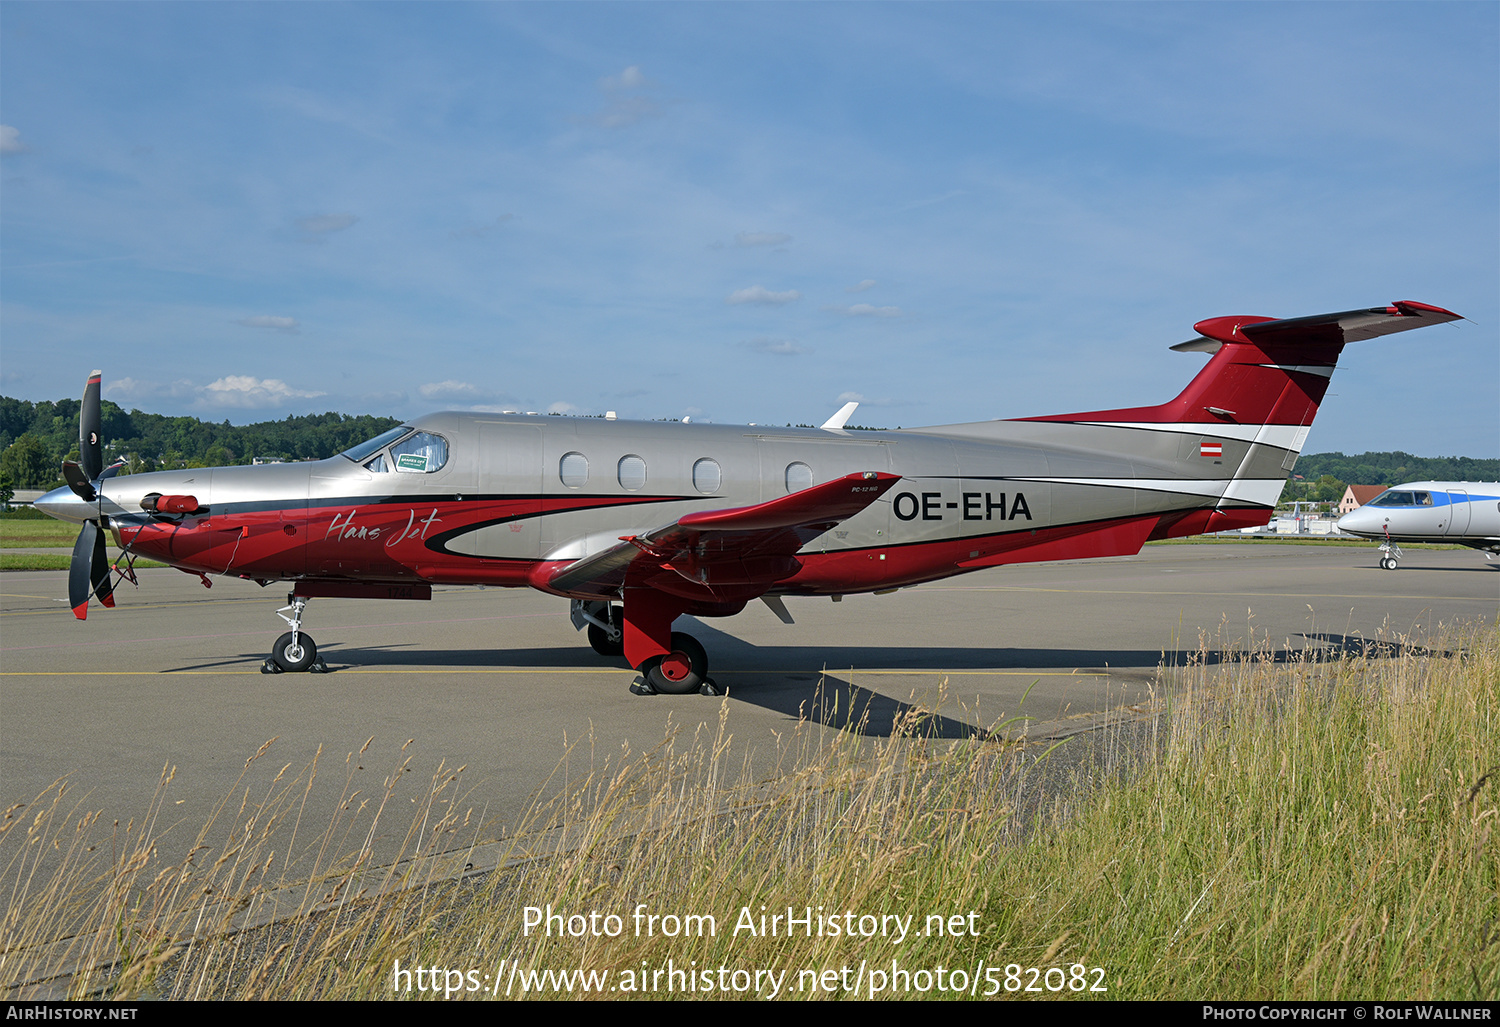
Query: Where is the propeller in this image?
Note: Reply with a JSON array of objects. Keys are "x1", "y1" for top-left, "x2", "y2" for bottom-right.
[{"x1": 64, "y1": 371, "x2": 117, "y2": 620}]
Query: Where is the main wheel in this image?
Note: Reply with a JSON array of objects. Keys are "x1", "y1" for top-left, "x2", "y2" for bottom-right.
[
  {"x1": 587, "y1": 607, "x2": 625, "y2": 657},
  {"x1": 272, "y1": 631, "x2": 318, "y2": 672},
  {"x1": 640, "y1": 632, "x2": 708, "y2": 695}
]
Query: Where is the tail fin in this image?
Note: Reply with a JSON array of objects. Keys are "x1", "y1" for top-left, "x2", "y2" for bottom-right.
[{"x1": 1017, "y1": 300, "x2": 1462, "y2": 535}]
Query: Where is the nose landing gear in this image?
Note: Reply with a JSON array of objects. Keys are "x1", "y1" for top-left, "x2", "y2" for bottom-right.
[
  {"x1": 262, "y1": 593, "x2": 329, "y2": 673},
  {"x1": 1379, "y1": 533, "x2": 1402, "y2": 571}
]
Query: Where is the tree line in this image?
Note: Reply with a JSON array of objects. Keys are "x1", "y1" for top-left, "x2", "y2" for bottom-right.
[
  {"x1": 2, "y1": 391, "x2": 1495, "y2": 495},
  {"x1": 0, "y1": 395, "x2": 400, "y2": 489},
  {"x1": 1280, "y1": 451, "x2": 1499, "y2": 505}
]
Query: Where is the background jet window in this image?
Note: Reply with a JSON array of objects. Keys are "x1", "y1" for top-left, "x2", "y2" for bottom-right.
[
  {"x1": 560, "y1": 452, "x2": 589, "y2": 488},
  {"x1": 692, "y1": 458, "x2": 721, "y2": 495},
  {"x1": 1371, "y1": 491, "x2": 1415, "y2": 507},
  {"x1": 390, "y1": 431, "x2": 448, "y2": 473},
  {"x1": 618, "y1": 454, "x2": 647, "y2": 491},
  {"x1": 785, "y1": 461, "x2": 814, "y2": 494},
  {"x1": 364, "y1": 453, "x2": 389, "y2": 473},
  {"x1": 1415, "y1": 492, "x2": 1433, "y2": 506}
]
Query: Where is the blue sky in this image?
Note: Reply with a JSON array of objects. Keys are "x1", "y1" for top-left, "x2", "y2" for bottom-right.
[{"x1": 2, "y1": 2, "x2": 1496, "y2": 456}]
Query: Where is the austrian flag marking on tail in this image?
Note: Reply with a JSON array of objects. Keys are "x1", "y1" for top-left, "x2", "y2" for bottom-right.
[{"x1": 1200, "y1": 441, "x2": 1223, "y2": 458}]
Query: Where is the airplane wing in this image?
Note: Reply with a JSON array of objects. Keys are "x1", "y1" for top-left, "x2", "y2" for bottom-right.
[{"x1": 545, "y1": 471, "x2": 900, "y2": 595}]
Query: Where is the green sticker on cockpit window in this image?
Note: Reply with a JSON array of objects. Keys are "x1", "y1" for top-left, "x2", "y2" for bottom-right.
[{"x1": 396, "y1": 453, "x2": 429, "y2": 472}]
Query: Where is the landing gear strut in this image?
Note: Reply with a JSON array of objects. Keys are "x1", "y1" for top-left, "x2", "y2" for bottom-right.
[
  {"x1": 573, "y1": 600, "x2": 625, "y2": 657},
  {"x1": 262, "y1": 593, "x2": 328, "y2": 673},
  {"x1": 1379, "y1": 535, "x2": 1402, "y2": 571}
]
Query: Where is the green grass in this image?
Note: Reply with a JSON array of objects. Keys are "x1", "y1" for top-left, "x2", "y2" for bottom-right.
[
  {"x1": 0, "y1": 553, "x2": 169, "y2": 571},
  {"x1": 3, "y1": 621, "x2": 1495, "y2": 1000},
  {"x1": 0, "y1": 519, "x2": 83, "y2": 548}
]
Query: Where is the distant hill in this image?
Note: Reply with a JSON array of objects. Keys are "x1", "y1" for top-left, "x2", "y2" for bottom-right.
[{"x1": 1292, "y1": 451, "x2": 1499, "y2": 487}]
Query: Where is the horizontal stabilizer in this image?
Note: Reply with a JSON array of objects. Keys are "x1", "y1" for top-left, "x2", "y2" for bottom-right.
[{"x1": 1190, "y1": 300, "x2": 1461, "y2": 349}]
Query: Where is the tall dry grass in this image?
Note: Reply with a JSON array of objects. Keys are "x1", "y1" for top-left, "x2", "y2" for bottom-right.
[{"x1": 2, "y1": 619, "x2": 1495, "y2": 1000}]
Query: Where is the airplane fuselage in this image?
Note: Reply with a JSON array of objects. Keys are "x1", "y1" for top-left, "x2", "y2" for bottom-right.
[
  {"x1": 39, "y1": 409, "x2": 1298, "y2": 603},
  {"x1": 34, "y1": 299, "x2": 1466, "y2": 686},
  {"x1": 1337, "y1": 481, "x2": 1500, "y2": 551}
]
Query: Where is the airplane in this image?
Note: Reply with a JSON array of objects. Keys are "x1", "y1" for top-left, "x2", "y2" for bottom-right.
[
  {"x1": 34, "y1": 299, "x2": 1462, "y2": 695},
  {"x1": 1336, "y1": 481, "x2": 1500, "y2": 569}
]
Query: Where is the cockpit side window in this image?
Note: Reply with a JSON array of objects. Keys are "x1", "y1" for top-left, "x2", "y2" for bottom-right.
[
  {"x1": 390, "y1": 431, "x2": 449, "y2": 473},
  {"x1": 1370, "y1": 491, "x2": 1416, "y2": 507}
]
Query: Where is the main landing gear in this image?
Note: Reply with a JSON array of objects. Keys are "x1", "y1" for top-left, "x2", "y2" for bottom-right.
[
  {"x1": 262, "y1": 593, "x2": 329, "y2": 673},
  {"x1": 571, "y1": 598, "x2": 721, "y2": 697}
]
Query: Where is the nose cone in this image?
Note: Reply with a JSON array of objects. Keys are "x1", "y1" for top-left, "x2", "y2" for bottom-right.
[
  {"x1": 1337, "y1": 508, "x2": 1382, "y2": 537},
  {"x1": 33, "y1": 486, "x2": 95, "y2": 525}
]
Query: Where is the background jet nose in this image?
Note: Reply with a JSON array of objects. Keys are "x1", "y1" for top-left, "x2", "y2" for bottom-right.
[
  {"x1": 33, "y1": 486, "x2": 94, "y2": 525},
  {"x1": 1337, "y1": 509, "x2": 1380, "y2": 534}
]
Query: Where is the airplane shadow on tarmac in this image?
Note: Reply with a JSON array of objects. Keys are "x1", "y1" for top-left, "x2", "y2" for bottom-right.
[{"x1": 179, "y1": 625, "x2": 1450, "y2": 741}]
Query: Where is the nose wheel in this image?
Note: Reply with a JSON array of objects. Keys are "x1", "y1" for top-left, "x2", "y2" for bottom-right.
[
  {"x1": 262, "y1": 593, "x2": 328, "y2": 673},
  {"x1": 1378, "y1": 540, "x2": 1402, "y2": 571}
]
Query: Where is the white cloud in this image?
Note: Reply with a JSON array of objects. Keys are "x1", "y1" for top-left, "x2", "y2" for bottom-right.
[
  {"x1": 590, "y1": 65, "x2": 660, "y2": 128},
  {"x1": 104, "y1": 375, "x2": 324, "y2": 410},
  {"x1": 419, "y1": 380, "x2": 483, "y2": 399},
  {"x1": 200, "y1": 376, "x2": 326, "y2": 409},
  {"x1": 296, "y1": 213, "x2": 359, "y2": 239},
  {"x1": 837, "y1": 390, "x2": 901, "y2": 407},
  {"x1": 742, "y1": 337, "x2": 807, "y2": 356},
  {"x1": 844, "y1": 303, "x2": 902, "y2": 317},
  {"x1": 601, "y1": 65, "x2": 646, "y2": 90},
  {"x1": 846, "y1": 279, "x2": 877, "y2": 293},
  {"x1": 104, "y1": 377, "x2": 199, "y2": 403},
  {"x1": 0, "y1": 125, "x2": 27, "y2": 154},
  {"x1": 417, "y1": 381, "x2": 521, "y2": 409},
  {"x1": 727, "y1": 285, "x2": 801, "y2": 306},
  {"x1": 736, "y1": 232, "x2": 792, "y2": 247},
  {"x1": 234, "y1": 315, "x2": 300, "y2": 333}
]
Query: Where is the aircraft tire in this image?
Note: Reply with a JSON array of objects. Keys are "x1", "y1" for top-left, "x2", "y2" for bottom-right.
[
  {"x1": 272, "y1": 631, "x2": 318, "y2": 672},
  {"x1": 1380, "y1": 557, "x2": 1398, "y2": 571},
  {"x1": 587, "y1": 608, "x2": 625, "y2": 657},
  {"x1": 641, "y1": 632, "x2": 708, "y2": 695}
]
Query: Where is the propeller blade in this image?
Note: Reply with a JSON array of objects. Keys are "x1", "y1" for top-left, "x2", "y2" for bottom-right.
[
  {"x1": 91, "y1": 524, "x2": 115, "y2": 609},
  {"x1": 69, "y1": 521, "x2": 98, "y2": 620},
  {"x1": 62, "y1": 460, "x2": 98, "y2": 502},
  {"x1": 80, "y1": 370, "x2": 103, "y2": 481}
]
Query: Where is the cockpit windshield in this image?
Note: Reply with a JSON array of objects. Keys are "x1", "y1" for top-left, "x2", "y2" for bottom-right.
[
  {"x1": 340, "y1": 426, "x2": 449, "y2": 474},
  {"x1": 341, "y1": 427, "x2": 413, "y2": 464},
  {"x1": 1369, "y1": 490, "x2": 1433, "y2": 507}
]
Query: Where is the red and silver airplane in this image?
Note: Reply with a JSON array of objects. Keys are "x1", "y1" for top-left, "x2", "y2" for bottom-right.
[{"x1": 36, "y1": 300, "x2": 1462, "y2": 694}]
